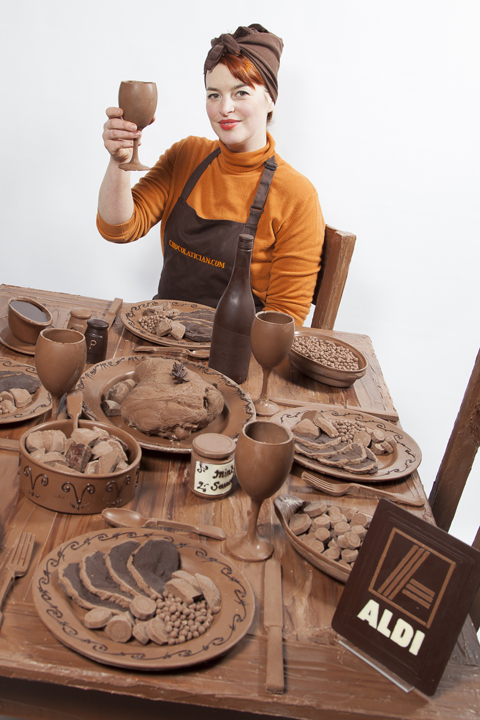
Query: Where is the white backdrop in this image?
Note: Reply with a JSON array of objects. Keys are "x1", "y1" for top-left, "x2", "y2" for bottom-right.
[{"x1": 1, "y1": 1, "x2": 479, "y2": 545}]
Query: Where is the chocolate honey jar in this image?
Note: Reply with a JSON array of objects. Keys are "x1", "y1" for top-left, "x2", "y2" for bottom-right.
[{"x1": 189, "y1": 433, "x2": 235, "y2": 499}]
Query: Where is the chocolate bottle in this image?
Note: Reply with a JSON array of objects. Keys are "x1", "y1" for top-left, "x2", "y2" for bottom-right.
[{"x1": 208, "y1": 234, "x2": 255, "y2": 384}]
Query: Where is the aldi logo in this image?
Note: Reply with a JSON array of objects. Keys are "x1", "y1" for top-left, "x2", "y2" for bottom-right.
[
  {"x1": 370, "y1": 529, "x2": 456, "y2": 628},
  {"x1": 332, "y1": 500, "x2": 480, "y2": 696}
]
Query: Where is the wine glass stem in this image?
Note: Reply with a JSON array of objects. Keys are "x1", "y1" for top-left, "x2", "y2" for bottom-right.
[
  {"x1": 258, "y1": 367, "x2": 272, "y2": 403},
  {"x1": 246, "y1": 498, "x2": 264, "y2": 544},
  {"x1": 130, "y1": 138, "x2": 140, "y2": 165}
]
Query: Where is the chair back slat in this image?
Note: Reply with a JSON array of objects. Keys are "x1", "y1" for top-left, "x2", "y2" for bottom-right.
[{"x1": 311, "y1": 225, "x2": 356, "y2": 330}]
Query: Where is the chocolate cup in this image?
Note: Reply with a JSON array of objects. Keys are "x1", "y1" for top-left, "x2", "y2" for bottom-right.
[
  {"x1": 8, "y1": 297, "x2": 53, "y2": 345},
  {"x1": 19, "y1": 419, "x2": 141, "y2": 514}
]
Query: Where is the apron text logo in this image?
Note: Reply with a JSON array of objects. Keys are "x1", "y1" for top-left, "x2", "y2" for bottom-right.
[{"x1": 168, "y1": 239, "x2": 225, "y2": 269}]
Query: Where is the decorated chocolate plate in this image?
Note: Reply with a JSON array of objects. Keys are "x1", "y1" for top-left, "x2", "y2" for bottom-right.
[
  {"x1": 271, "y1": 405, "x2": 421, "y2": 483},
  {"x1": 0, "y1": 358, "x2": 51, "y2": 424},
  {"x1": 121, "y1": 300, "x2": 214, "y2": 350},
  {"x1": 77, "y1": 355, "x2": 255, "y2": 453},
  {"x1": 33, "y1": 528, "x2": 255, "y2": 671}
]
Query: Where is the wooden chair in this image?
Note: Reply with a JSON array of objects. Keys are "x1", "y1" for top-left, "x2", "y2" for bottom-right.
[
  {"x1": 428, "y1": 348, "x2": 480, "y2": 629},
  {"x1": 311, "y1": 225, "x2": 356, "y2": 330}
]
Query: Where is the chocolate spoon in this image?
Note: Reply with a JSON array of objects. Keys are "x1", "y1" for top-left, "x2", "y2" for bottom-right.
[
  {"x1": 66, "y1": 389, "x2": 83, "y2": 430},
  {"x1": 101, "y1": 507, "x2": 227, "y2": 541}
]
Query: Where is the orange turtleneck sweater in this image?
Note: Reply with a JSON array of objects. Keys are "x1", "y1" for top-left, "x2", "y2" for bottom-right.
[{"x1": 97, "y1": 133, "x2": 324, "y2": 325}]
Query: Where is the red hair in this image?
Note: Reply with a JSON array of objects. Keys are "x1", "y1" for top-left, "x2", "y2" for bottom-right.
[
  {"x1": 218, "y1": 53, "x2": 273, "y2": 122},
  {"x1": 219, "y1": 53, "x2": 265, "y2": 89}
]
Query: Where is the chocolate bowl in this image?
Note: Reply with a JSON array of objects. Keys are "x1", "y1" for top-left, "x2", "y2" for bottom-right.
[
  {"x1": 289, "y1": 329, "x2": 367, "y2": 388},
  {"x1": 19, "y1": 419, "x2": 141, "y2": 514},
  {"x1": 8, "y1": 297, "x2": 53, "y2": 345}
]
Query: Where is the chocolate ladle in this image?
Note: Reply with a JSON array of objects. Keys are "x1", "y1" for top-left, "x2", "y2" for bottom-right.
[{"x1": 101, "y1": 507, "x2": 227, "y2": 541}]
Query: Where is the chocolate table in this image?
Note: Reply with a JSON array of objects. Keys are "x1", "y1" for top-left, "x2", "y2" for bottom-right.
[{"x1": 0, "y1": 285, "x2": 478, "y2": 720}]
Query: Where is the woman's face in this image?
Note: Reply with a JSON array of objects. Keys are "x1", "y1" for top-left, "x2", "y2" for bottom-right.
[{"x1": 205, "y1": 63, "x2": 274, "y2": 153}]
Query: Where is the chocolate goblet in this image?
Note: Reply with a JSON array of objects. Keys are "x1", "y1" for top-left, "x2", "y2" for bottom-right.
[
  {"x1": 251, "y1": 311, "x2": 295, "y2": 416},
  {"x1": 35, "y1": 328, "x2": 87, "y2": 420},
  {"x1": 226, "y1": 421, "x2": 294, "y2": 562},
  {"x1": 118, "y1": 80, "x2": 157, "y2": 171}
]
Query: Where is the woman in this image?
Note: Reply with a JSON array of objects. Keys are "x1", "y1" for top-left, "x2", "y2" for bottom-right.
[{"x1": 97, "y1": 24, "x2": 324, "y2": 326}]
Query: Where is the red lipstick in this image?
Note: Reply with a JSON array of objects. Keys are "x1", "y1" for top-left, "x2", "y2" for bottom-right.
[{"x1": 219, "y1": 120, "x2": 239, "y2": 130}]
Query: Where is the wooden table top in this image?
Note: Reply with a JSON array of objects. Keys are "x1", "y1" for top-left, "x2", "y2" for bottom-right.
[{"x1": 0, "y1": 284, "x2": 479, "y2": 720}]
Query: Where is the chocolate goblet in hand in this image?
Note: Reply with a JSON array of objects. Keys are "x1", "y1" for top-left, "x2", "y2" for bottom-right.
[
  {"x1": 251, "y1": 311, "x2": 295, "y2": 416},
  {"x1": 35, "y1": 328, "x2": 87, "y2": 420},
  {"x1": 118, "y1": 80, "x2": 157, "y2": 171},
  {"x1": 226, "y1": 421, "x2": 294, "y2": 562}
]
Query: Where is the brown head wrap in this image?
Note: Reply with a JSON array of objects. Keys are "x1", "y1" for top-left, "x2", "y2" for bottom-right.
[{"x1": 204, "y1": 23, "x2": 284, "y2": 103}]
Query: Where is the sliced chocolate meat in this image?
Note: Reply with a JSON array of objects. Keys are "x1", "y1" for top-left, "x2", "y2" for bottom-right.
[
  {"x1": 295, "y1": 433, "x2": 346, "y2": 458},
  {"x1": 79, "y1": 550, "x2": 134, "y2": 608},
  {"x1": 58, "y1": 561, "x2": 124, "y2": 613},
  {"x1": 308, "y1": 442, "x2": 364, "y2": 467},
  {"x1": 127, "y1": 539, "x2": 180, "y2": 599},
  {"x1": 182, "y1": 322, "x2": 212, "y2": 342},
  {"x1": 175, "y1": 310, "x2": 214, "y2": 323},
  {"x1": 342, "y1": 446, "x2": 378, "y2": 474},
  {"x1": 105, "y1": 540, "x2": 149, "y2": 597},
  {"x1": 0, "y1": 370, "x2": 41, "y2": 394}
]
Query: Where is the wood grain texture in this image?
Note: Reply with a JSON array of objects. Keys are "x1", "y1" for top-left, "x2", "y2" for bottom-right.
[
  {"x1": 0, "y1": 284, "x2": 479, "y2": 720},
  {"x1": 429, "y1": 348, "x2": 480, "y2": 531},
  {"x1": 311, "y1": 225, "x2": 356, "y2": 331}
]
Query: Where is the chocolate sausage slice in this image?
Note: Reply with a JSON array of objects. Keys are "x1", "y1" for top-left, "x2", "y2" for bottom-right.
[{"x1": 127, "y1": 539, "x2": 180, "y2": 599}]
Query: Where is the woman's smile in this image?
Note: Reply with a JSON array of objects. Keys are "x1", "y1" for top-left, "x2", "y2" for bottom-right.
[{"x1": 219, "y1": 119, "x2": 240, "y2": 130}]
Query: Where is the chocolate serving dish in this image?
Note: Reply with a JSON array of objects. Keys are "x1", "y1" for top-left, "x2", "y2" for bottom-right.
[
  {"x1": 19, "y1": 419, "x2": 141, "y2": 514},
  {"x1": 289, "y1": 329, "x2": 367, "y2": 387}
]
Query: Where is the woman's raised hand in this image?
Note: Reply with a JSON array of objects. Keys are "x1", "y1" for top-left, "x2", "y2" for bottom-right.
[{"x1": 103, "y1": 107, "x2": 142, "y2": 163}]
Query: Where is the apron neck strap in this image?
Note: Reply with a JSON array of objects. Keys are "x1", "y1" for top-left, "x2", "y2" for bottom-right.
[
  {"x1": 245, "y1": 156, "x2": 277, "y2": 235},
  {"x1": 180, "y1": 148, "x2": 221, "y2": 200},
  {"x1": 181, "y1": 148, "x2": 277, "y2": 237}
]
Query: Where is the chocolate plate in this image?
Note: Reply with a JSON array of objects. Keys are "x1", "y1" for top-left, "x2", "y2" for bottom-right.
[
  {"x1": 0, "y1": 358, "x2": 51, "y2": 424},
  {"x1": 0, "y1": 317, "x2": 36, "y2": 356},
  {"x1": 77, "y1": 355, "x2": 255, "y2": 453},
  {"x1": 271, "y1": 406, "x2": 421, "y2": 483},
  {"x1": 33, "y1": 528, "x2": 255, "y2": 671},
  {"x1": 121, "y1": 300, "x2": 214, "y2": 350}
]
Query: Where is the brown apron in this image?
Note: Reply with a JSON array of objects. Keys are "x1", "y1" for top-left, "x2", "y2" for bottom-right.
[{"x1": 156, "y1": 148, "x2": 277, "y2": 309}]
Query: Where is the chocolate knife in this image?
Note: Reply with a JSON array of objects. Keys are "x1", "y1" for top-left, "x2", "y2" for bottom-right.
[
  {"x1": 102, "y1": 298, "x2": 123, "y2": 331},
  {"x1": 264, "y1": 557, "x2": 285, "y2": 694}
]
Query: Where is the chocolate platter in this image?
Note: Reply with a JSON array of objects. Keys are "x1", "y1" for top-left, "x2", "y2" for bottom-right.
[
  {"x1": 121, "y1": 300, "x2": 214, "y2": 350},
  {"x1": 77, "y1": 355, "x2": 255, "y2": 453},
  {"x1": 271, "y1": 405, "x2": 421, "y2": 483},
  {"x1": 0, "y1": 358, "x2": 51, "y2": 424},
  {"x1": 32, "y1": 527, "x2": 255, "y2": 671}
]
